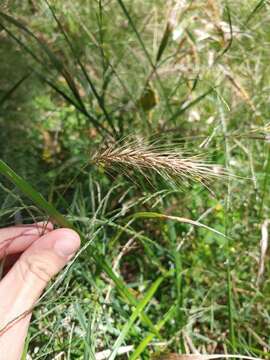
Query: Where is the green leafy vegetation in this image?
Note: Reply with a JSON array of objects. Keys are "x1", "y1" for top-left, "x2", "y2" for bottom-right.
[{"x1": 0, "y1": 0, "x2": 270, "y2": 358}]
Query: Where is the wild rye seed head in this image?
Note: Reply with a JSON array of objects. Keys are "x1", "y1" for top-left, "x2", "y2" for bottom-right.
[{"x1": 92, "y1": 140, "x2": 225, "y2": 187}]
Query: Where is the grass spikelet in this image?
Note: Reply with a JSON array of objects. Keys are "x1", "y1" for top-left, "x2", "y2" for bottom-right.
[{"x1": 92, "y1": 139, "x2": 225, "y2": 188}]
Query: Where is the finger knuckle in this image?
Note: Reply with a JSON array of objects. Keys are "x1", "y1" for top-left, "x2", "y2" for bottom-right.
[{"x1": 18, "y1": 253, "x2": 53, "y2": 283}]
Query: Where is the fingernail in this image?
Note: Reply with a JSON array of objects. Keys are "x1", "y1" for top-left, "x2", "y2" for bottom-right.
[{"x1": 54, "y1": 234, "x2": 80, "y2": 258}]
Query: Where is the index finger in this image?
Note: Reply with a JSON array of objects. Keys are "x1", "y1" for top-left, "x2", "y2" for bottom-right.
[{"x1": 0, "y1": 222, "x2": 54, "y2": 259}]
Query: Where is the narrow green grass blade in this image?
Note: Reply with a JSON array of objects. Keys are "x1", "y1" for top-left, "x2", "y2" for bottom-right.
[
  {"x1": 156, "y1": 24, "x2": 171, "y2": 63},
  {"x1": 169, "y1": 88, "x2": 214, "y2": 123},
  {"x1": 116, "y1": 0, "x2": 153, "y2": 67},
  {"x1": 0, "y1": 73, "x2": 30, "y2": 106},
  {"x1": 0, "y1": 258, "x2": 4, "y2": 279},
  {"x1": 98, "y1": 220, "x2": 167, "y2": 272},
  {"x1": 108, "y1": 275, "x2": 164, "y2": 360},
  {"x1": 217, "y1": 5, "x2": 233, "y2": 58},
  {"x1": 21, "y1": 333, "x2": 31, "y2": 360},
  {"x1": 259, "y1": 146, "x2": 270, "y2": 217},
  {"x1": 0, "y1": 12, "x2": 63, "y2": 72},
  {"x1": 0, "y1": 18, "x2": 90, "y2": 121},
  {"x1": 0, "y1": 159, "x2": 71, "y2": 228},
  {"x1": 40, "y1": 76, "x2": 111, "y2": 136},
  {"x1": 0, "y1": 159, "x2": 161, "y2": 338},
  {"x1": 1, "y1": 21, "x2": 111, "y2": 136},
  {"x1": 0, "y1": 22, "x2": 43, "y2": 65},
  {"x1": 129, "y1": 305, "x2": 176, "y2": 360},
  {"x1": 227, "y1": 265, "x2": 236, "y2": 352},
  {"x1": 44, "y1": 0, "x2": 117, "y2": 137},
  {"x1": 245, "y1": 0, "x2": 266, "y2": 24},
  {"x1": 0, "y1": 12, "x2": 96, "y2": 129},
  {"x1": 92, "y1": 251, "x2": 162, "y2": 338},
  {"x1": 74, "y1": 302, "x2": 95, "y2": 358},
  {"x1": 167, "y1": 219, "x2": 185, "y2": 352},
  {"x1": 116, "y1": 0, "x2": 172, "y2": 114},
  {"x1": 130, "y1": 211, "x2": 228, "y2": 239}
]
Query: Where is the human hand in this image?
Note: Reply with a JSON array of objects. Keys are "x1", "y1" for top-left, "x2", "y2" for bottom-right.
[{"x1": 0, "y1": 222, "x2": 80, "y2": 360}]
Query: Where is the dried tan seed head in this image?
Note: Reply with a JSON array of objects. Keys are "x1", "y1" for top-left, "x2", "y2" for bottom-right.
[{"x1": 92, "y1": 139, "x2": 226, "y2": 188}]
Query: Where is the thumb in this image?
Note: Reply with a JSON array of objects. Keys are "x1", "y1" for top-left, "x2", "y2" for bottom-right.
[
  {"x1": 4, "y1": 228, "x2": 80, "y2": 306},
  {"x1": 0, "y1": 228, "x2": 80, "y2": 359}
]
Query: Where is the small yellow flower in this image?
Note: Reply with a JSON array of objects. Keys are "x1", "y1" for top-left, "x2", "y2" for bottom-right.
[{"x1": 215, "y1": 203, "x2": 223, "y2": 211}]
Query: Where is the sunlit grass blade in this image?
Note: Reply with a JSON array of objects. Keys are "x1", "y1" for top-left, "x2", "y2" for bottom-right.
[
  {"x1": 108, "y1": 275, "x2": 164, "y2": 360},
  {"x1": 130, "y1": 212, "x2": 229, "y2": 240},
  {"x1": 129, "y1": 304, "x2": 176, "y2": 360}
]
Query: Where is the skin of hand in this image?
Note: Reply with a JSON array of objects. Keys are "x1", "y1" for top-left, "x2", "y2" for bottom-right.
[{"x1": 0, "y1": 222, "x2": 80, "y2": 360}]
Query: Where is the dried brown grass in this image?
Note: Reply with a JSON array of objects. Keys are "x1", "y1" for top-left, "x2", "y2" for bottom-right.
[{"x1": 92, "y1": 139, "x2": 225, "y2": 187}]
